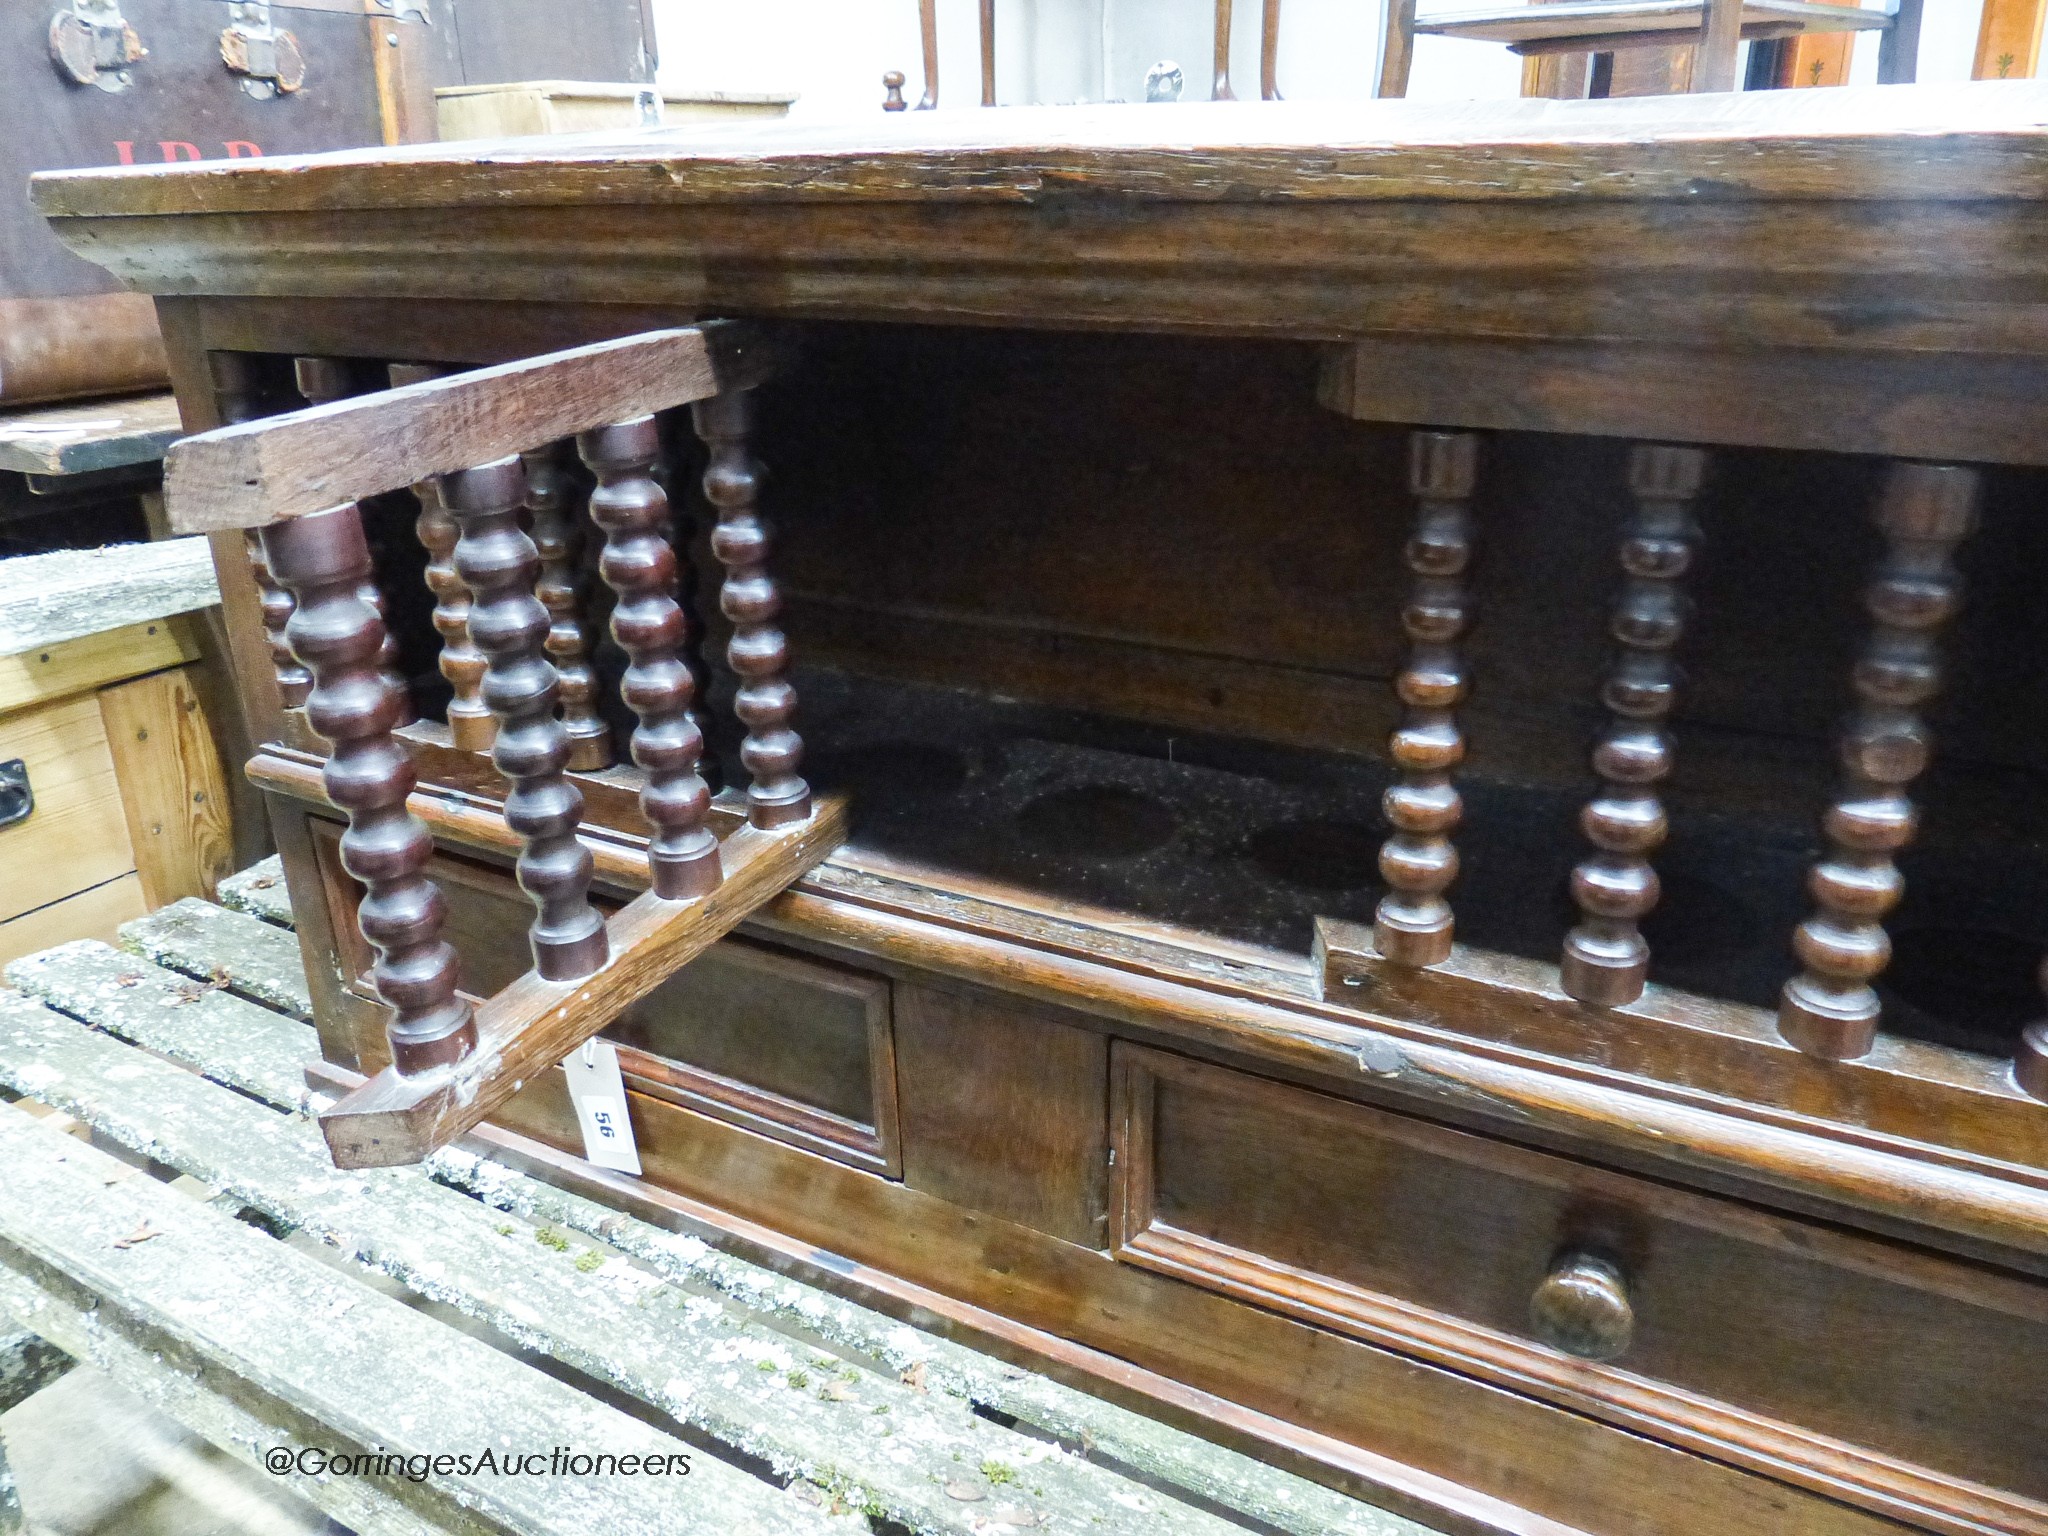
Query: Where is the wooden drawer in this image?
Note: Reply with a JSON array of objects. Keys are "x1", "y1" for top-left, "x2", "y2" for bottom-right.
[
  {"x1": 1110, "y1": 1043, "x2": 2048, "y2": 1529},
  {"x1": 312, "y1": 825, "x2": 900, "y2": 1174}
]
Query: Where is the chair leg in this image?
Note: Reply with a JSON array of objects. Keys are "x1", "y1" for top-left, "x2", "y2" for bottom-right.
[
  {"x1": 917, "y1": 0, "x2": 939, "y2": 108},
  {"x1": 1377, "y1": 0, "x2": 1416, "y2": 97},
  {"x1": 1693, "y1": 0, "x2": 1744, "y2": 91}
]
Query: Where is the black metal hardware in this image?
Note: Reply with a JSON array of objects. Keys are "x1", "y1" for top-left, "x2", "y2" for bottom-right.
[{"x1": 0, "y1": 761, "x2": 32, "y2": 830}]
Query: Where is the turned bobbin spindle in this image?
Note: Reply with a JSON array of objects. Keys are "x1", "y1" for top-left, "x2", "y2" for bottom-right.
[
  {"x1": 446, "y1": 457, "x2": 609, "y2": 981},
  {"x1": 295, "y1": 356, "x2": 413, "y2": 726},
  {"x1": 693, "y1": 390, "x2": 812, "y2": 830},
  {"x1": 1779, "y1": 462, "x2": 1979, "y2": 1061},
  {"x1": 1375, "y1": 430, "x2": 1479, "y2": 968},
  {"x1": 1561, "y1": 445, "x2": 1707, "y2": 1008},
  {"x1": 261, "y1": 506, "x2": 474, "y2": 1073},
  {"x1": 210, "y1": 352, "x2": 312, "y2": 712},
  {"x1": 389, "y1": 363, "x2": 493, "y2": 752},
  {"x1": 523, "y1": 443, "x2": 613, "y2": 771},
  {"x1": 580, "y1": 417, "x2": 722, "y2": 901},
  {"x1": 883, "y1": 70, "x2": 908, "y2": 110}
]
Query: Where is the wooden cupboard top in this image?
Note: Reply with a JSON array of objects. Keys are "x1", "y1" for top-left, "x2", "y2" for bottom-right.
[
  {"x1": 29, "y1": 84, "x2": 2048, "y2": 356},
  {"x1": 32, "y1": 84, "x2": 2048, "y2": 214}
]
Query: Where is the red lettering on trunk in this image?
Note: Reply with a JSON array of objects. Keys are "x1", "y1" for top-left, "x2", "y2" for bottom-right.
[
  {"x1": 158, "y1": 141, "x2": 202, "y2": 162},
  {"x1": 224, "y1": 141, "x2": 263, "y2": 158},
  {"x1": 113, "y1": 141, "x2": 135, "y2": 165}
]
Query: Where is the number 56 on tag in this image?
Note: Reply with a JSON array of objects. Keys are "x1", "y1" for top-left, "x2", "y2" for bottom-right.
[{"x1": 561, "y1": 1039, "x2": 643, "y2": 1175}]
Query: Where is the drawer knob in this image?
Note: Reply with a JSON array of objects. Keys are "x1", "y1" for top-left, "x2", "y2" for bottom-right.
[{"x1": 1529, "y1": 1252, "x2": 1634, "y2": 1361}]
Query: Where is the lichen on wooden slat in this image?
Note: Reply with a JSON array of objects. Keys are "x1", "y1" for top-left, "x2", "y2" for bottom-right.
[
  {"x1": 117, "y1": 899, "x2": 313, "y2": 1021},
  {"x1": 0, "y1": 1288, "x2": 448, "y2": 1536},
  {"x1": 215, "y1": 858, "x2": 295, "y2": 928},
  {"x1": 0, "y1": 992, "x2": 1274, "y2": 1536},
  {"x1": 436, "y1": 1152, "x2": 1432, "y2": 1536},
  {"x1": 13, "y1": 934, "x2": 1429, "y2": 1534},
  {"x1": 6, "y1": 942, "x2": 316, "y2": 1112},
  {"x1": 0, "y1": 538, "x2": 215, "y2": 657},
  {"x1": 0, "y1": 1099, "x2": 838, "y2": 1536}
]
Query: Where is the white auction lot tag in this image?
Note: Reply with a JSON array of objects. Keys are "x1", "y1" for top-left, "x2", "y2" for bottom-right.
[{"x1": 561, "y1": 1039, "x2": 642, "y2": 1175}]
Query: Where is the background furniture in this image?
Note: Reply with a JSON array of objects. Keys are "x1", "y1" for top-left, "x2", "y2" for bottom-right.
[
  {"x1": 912, "y1": 0, "x2": 1287, "y2": 106},
  {"x1": 35, "y1": 84, "x2": 2048, "y2": 1536},
  {"x1": 435, "y1": 79, "x2": 796, "y2": 139},
  {"x1": 1380, "y1": 0, "x2": 1919, "y2": 97}
]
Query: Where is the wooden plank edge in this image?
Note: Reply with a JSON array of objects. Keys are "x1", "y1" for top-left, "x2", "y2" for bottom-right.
[
  {"x1": 0, "y1": 616, "x2": 200, "y2": 717},
  {"x1": 0, "y1": 1277, "x2": 451, "y2": 1536},
  {"x1": 215, "y1": 856, "x2": 295, "y2": 927},
  {"x1": 1311, "y1": 915, "x2": 2048, "y2": 1179},
  {"x1": 0, "y1": 1102, "x2": 817, "y2": 1536},
  {"x1": 1315, "y1": 336, "x2": 2048, "y2": 465},
  {"x1": 318, "y1": 797, "x2": 848, "y2": 1168},
  {"x1": 162, "y1": 320, "x2": 778, "y2": 533}
]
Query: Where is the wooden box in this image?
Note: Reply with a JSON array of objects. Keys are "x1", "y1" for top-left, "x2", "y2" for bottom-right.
[{"x1": 0, "y1": 542, "x2": 233, "y2": 964}]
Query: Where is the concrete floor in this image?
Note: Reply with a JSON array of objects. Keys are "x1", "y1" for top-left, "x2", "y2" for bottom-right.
[{"x1": 3, "y1": 1368, "x2": 334, "y2": 1536}]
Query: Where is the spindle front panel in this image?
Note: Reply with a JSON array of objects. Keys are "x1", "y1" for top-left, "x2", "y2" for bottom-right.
[
  {"x1": 1109, "y1": 1043, "x2": 2048, "y2": 1513},
  {"x1": 309, "y1": 821, "x2": 900, "y2": 1173}
]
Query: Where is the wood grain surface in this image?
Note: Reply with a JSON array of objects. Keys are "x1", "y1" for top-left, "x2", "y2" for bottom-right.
[
  {"x1": 98, "y1": 666, "x2": 235, "y2": 908},
  {"x1": 163, "y1": 325, "x2": 772, "y2": 533},
  {"x1": 32, "y1": 87, "x2": 2048, "y2": 368}
]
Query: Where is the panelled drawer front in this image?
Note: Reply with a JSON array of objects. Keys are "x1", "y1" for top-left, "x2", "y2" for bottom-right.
[
  {"x1": 1109, "y1": 1043, "x2": 2048, "y2": 1513},
  {"x1": 313, "y1": 826, "x2": 899, "y2": 1174}
]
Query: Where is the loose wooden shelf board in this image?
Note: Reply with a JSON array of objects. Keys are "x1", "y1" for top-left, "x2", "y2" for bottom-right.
[{"x1": 0, "y1": 392, "x2": 181, "y2": 478}]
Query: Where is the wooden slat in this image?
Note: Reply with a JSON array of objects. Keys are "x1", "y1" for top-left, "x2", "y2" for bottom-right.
[
  {"x1": 120, "y1": 899, "x2": 313, "y2": 1020},
  {"x1": 8, "y1": 942, "x2": 317, "y2": 1112},
  {"x1": 1318, "y1": 334, "x2": 2048, "y2": 467},
  {"x1": 161, "y1": 324, "x2": 774, "y2": 534},
  {"x1": 432, "y1": 1145, "x2": 1434, "y2": 1536},
  {"x1": 0, "y1": 541, "x2": 216, "y2": 658},
  {"x1": 215, "y1": 855, "x2": 294, "y2": 927},
  {"x1": 319, "y1": 797, "x2": 849, "y2": 1168},
  {"x1": 0, "y1": 979, "x2": 1295, "y2": 1536},
  {"x1": 0, "y1": 1066, "x2": 821, "y2": 1536},
  {"x1": 0, "y1": 619, "x2": 197, "y2": 716}
]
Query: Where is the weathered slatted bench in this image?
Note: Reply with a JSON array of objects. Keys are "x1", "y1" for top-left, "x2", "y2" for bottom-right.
[{"x1": 0, "y1": 861, "x2": 1434, "y2": 1536}]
